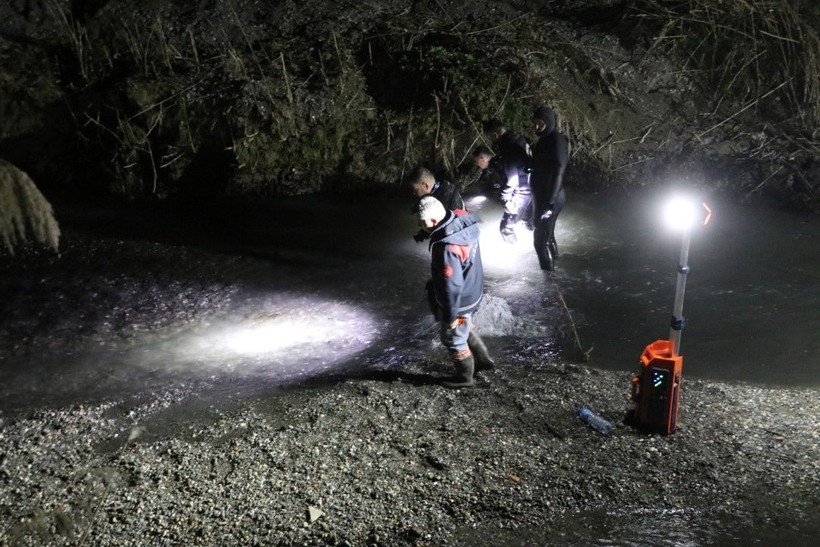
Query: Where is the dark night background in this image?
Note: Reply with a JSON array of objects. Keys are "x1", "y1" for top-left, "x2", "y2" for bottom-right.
[{"x1": 1, "y1": 0, "x2": 818, "y2": 207}]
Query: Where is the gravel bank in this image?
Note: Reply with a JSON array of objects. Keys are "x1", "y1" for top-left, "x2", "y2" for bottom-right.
[{"x1": 2, "y1": 359, "x2": 818, "y2": 546}]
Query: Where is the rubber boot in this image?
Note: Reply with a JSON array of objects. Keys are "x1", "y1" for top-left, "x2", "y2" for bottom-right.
[
  {"x1": 537, "y1": 245, "x2": 554, "y2": 271},
  {"x1": 441, "y1": 355, "x2": 475, "y2": 389},
  {"x1": 534, "y1": 220, "x2": 554, "y2": 271},
  {"x1": 468, "y1": 332, "x2": 495, "y2": 372},
  {"x1": 500, "y1": 228, "x2": 517, "y2": 245},
  {"x1": 500, "y1": 213, "x2": 518, "y2": 244},
  {"x1": 548, "y1": 237, "x2": 559, "y2": 259}
]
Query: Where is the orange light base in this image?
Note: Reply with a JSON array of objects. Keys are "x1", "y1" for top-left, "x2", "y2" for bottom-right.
[{"x1": 630, "y1": 340, "x2": 683, "y2": 435}]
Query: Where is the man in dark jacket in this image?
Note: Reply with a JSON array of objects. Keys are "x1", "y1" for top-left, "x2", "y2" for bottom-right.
[
  {"x1": 472, "y1": 145, "x2": 505, "y2": 197},
  {"x1": 408, "y1": 165, "x2": 465, "y2": 243},
  {"x1": 530, "y1": 106, "x2": 568, "y2": 270},
  {"x1": 416, "y1": 196, "x2": 494, "y2": 388},
  {"x1": 482, "y1": 119, "x2": 533, "y2": 242}
]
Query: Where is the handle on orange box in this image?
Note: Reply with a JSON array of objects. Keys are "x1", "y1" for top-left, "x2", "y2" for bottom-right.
[{"x1": 631, "y1": 375, "x2": 640, "y2": 402}]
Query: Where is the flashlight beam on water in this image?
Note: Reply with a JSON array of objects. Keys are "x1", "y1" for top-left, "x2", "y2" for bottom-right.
[
  {"x1": 166, "y1": 296, "x2": 379, "y2": 376},
  {"x1": 219, "y1": 320, "x2": 326, "y2": 355}
]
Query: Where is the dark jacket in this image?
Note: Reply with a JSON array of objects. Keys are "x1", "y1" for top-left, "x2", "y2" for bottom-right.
[
  {"x1": 531, "y1": 110, "x2": 568, "y2": 207},
  {"x1": 480, "y1": 158, "x2": 505, "y2": 195},
  {"x1": 494, "y1": 132, "x2": 532, "y2": 201},
  {"x1": 430, "y1": 179, "x2": 465, "y2": 211},
  {"x1": 428, "y1": 209, "x2": 484, "y2": 324}
]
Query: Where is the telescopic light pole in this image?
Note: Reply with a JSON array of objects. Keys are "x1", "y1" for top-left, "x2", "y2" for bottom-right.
[
  {"x1": 663, "y1": 196, "x2": 700, "y2": 356},
  {"x1": 669, "y1": 223, "x2": 691, "y2": 357}
]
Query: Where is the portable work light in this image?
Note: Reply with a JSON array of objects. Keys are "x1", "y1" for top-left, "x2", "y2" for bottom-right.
[{"x1": 630, "y1": 196, "x2": 710, "y2": 434}]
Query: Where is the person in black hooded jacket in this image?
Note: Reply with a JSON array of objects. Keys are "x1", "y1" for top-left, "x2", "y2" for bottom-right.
[
  {"x1": 416, "y1": 196, "x2": 494, "y2": 388},
  {"x1": 530, "y1": 106, "x2": 569, "y2": 270}
]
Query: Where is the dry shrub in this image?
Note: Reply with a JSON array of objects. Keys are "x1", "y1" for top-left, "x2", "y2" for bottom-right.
[
  {"x1": 631, "y1": 0, "x2": 820, "y2": 129},
  {"x1": 0, "y1": 160, "x2": 61, "y2": 256}
]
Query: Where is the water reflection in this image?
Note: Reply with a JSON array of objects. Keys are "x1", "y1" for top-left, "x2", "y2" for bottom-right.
[
  {"x1": 2, "y1": 186, "x2": 817, "y2": 414},
  {"x1": 165, "y1": 293, "x2": 379, "y2": 374},
  {"x1": 552, "y1": 188, "x2": 820, "y2": 387}
]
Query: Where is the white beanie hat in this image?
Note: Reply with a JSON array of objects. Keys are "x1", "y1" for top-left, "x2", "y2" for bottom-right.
[{"x1": 417, "y1": 196, "x2": 447, "y2": 224}]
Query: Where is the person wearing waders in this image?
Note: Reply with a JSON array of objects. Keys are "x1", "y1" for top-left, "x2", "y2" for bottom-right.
[
  {"x1": 530, "y1": 106, "x2": 568, "y2": 270},
  {"x1": 416, "y1": 196, "x2": 495, "y2": 388},
  {"x1": 482, "y1": 118, "x2": 533, "y2": 243}
]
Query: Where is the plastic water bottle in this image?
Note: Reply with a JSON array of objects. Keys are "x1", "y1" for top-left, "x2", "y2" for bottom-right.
[{"x1": 577, "y1": 406, "x2": 614, "y2": 435}]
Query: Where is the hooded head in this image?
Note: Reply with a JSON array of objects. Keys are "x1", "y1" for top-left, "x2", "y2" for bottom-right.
[{"x1": 533, "y1": 106, "x2": 556, "y2": 135}]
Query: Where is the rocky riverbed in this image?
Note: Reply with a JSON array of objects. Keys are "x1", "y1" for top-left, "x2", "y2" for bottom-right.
[{"x1": 2, "y1": 357, "x2": 818, "y2": 546}]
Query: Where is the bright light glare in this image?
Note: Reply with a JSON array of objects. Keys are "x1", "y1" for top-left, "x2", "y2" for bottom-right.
[
  {"x1": 663, "y1": 197, "x2": 698, "y2": 230},
  {"x1": 467, "y1": 195, "x2": 488, "y2": 206},
  {"x1": 478, "y1": 220, "x2": 535, "y2": 273},
  {"x1": 165, "y1": 296, "x2": 379, "y2": 376},
  {"x1": 220, "y1": 319, "x2": 326, "y2": 355}
]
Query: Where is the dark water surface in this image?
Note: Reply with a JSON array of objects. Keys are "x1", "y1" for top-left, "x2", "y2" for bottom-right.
[
  {"x1": 184, "y1": 185, "x2": 820, "y2": 390},
  {"x1": 2, "y1": 186, "x2": 818, "y2": 413},
  {"x1": 551, "y1": 187, "x2": 820, "y2": 387}
]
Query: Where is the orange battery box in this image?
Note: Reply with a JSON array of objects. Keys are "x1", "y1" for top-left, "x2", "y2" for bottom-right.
[{"x1": 631, "y1": 339, "x2": 683, "y2": 435}]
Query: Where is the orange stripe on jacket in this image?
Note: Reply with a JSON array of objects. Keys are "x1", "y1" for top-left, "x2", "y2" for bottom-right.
[{"x1": 446, "y1": 243, "x2": 471, "y2": 263}]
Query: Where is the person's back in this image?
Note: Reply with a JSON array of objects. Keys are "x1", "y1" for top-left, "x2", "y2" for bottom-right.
[
  {"x1": 496, "y1": 131, "x2": 531, "y2": 176},
  {"x1": 416, "y1": 196, "x2": 493, "y2": 389},
  {"x1": 430, "y1": 178, "x2": 465, "y2": 211},
  {"x1": 483, "y1": 120, "x2": 531, "y2": 189},
  {"x1": 428, "y1": 208, "x2": 484, "y2": 324}
]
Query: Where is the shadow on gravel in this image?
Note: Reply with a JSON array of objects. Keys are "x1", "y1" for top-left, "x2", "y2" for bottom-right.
[
  {"x1": 304, "y1": 367, "x2": 443, "y2": 388},
  {"x1": 359, "y1": 369, "x2": 442, "y2": 386}
]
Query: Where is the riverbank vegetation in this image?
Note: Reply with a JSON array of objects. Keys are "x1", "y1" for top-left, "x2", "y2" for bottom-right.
[{"x1": 0, "y1": 0, "x2": 817, "y2": 208}]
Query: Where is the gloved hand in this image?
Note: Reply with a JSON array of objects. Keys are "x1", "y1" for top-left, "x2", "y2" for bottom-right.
[
  {"x1": 499, "y1": 212, "x2": 518, "y2": 233},
  {"x1": 413, "y1": 229, "x2": 429, "y2": 243}
]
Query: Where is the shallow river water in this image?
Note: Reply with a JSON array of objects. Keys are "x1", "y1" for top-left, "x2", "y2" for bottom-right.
[
  {"x1": 166, "y1": 185, "x2": 816, "y2": 391},
  {"x1": 2, "y1": 185, "x2": 819, "y2": 408},
  {"x1": 547, "y1": 186, "x2": 820, "y2": 387}
]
